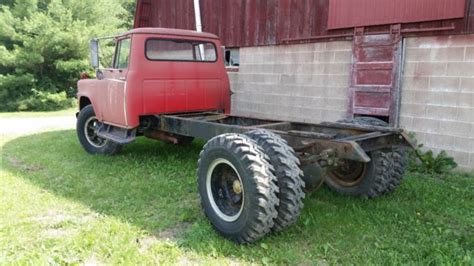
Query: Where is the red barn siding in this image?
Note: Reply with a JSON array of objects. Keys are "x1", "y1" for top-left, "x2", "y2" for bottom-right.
[
  {"x1": 328, "y1": 0, "x2": 466, "y2": 30},
  {"x1": 134, "y1": 0, "x2": 474, "y2": 47}
]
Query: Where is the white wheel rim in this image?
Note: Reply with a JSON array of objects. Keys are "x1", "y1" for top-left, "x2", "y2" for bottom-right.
[{"x1": 206, "y1": 158, "x2": 244, "y2": 222}]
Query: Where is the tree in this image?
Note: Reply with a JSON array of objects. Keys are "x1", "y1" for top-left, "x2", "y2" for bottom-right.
[{"x1": 0, "y1": 0, "x2": 130, "y2": 111}]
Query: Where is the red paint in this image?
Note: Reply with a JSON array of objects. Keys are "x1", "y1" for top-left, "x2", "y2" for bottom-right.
[
  {"x1": 328, "y1": 0, "x2": 466, "y2": 30},
  {"x1": 134, "y1": 0, "x2": 474, "y2": 47},
  {"x1": 77, "y1": 28, "x2": 230, "y2": 129},
  {"x1": 348, "y1": 26, "x2": 402, "y2": 125}
]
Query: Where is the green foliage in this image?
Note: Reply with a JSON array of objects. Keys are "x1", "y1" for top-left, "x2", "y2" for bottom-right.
[
  {"x1": 17, "y1": 89, "x2": 75, "y2": 111},
  {"x1": 0, "y1": 0, "x2": 133, "y2": 111},
  {"x1": 407, "y1": 133, "x2": 458, "y2": 175}
]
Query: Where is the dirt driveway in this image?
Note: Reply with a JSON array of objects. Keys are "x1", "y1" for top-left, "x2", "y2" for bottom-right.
[{"x1": 0, "y1": 115, "x2": 76, "y2": 137}]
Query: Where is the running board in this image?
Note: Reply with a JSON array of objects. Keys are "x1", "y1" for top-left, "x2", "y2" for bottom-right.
[{"x1": 97, "y1": 124, "x2": 136, "y2": 144}]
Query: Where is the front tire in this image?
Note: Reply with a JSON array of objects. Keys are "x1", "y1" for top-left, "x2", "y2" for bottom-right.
[
  {"x1": 76, "y1": 105, "x2": 122, "y2": 155},
  {"x1": 197, "y1": 134, "x2": 279, "y2": 243}
]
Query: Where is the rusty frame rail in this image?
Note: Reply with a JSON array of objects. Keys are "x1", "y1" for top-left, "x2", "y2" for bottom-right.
[{"x1": 153, "y1": 112, "x2": 413, "y2": 165}]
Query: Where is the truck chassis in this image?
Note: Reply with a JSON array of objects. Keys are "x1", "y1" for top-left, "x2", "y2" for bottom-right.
[{"x1": 77, "y1": 107, "x2": 412, "y2": 243}]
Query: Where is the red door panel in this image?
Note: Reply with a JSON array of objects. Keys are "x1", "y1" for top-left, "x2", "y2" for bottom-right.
[{"x1": 348, "y1": 26, "x2": 403, "y2": 125}]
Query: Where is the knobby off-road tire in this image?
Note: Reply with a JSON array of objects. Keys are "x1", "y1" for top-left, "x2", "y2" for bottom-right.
[
  {"x1": 197, "y1": 133, "x2": 279, "y2": 243},
  {"x1": 76, "y1": 105, "x2": 122, "y2": 155},
  {"x1": 343, "y1": 117, "x2": 408, "y2": 194},
  {"x1": 245, "y1": 129, "x2": 305, "y2": 232},
  {"x1": 325, "y1": 117, "x2": 408, "y2": 198},
  {"x1": 325, "y1": 150, "x2": 392, "y2": 198}
]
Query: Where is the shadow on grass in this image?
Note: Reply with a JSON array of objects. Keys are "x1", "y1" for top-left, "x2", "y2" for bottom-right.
[{"x1": 2, "y1": 130, "x2": 473, "y2": 264}]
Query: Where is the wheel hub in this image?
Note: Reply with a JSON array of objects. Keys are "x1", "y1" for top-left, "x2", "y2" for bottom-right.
[
  {"x1": 328, "y1": 159, "x2": 367, "y2": 187},
  {"x1": 84, "y1": 116, "x2": 107, "y2": 148},
  {"x1": 232, "y1": 179, "x2": 242, "y2": 194},
  {"x1": 206, "y1": 159, "x2": 244, "y2": 222}
]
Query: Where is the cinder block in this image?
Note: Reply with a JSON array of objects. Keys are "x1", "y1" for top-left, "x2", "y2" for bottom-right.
[
  {"x1": 326, "y1": 75, "x2": 350, "y2": 87},
  {"x1": 280, "y1": 74, "x2": 295, "y2": 85},
  {"x1": 327, "y1": 86, "x2": 347, "y2": 98},
  {"x1": 311, "y1": 63, "x2": 326, "y2": 75},
  {"x1": 412, "y1": 117, "x2": 440, "y2": 133},
  {"x1": 465, "y1": 47, "x2": 474, "y2": 62},
  {"x1": 399, "y1": 115, "x2": 414, "y2": 128},
  {"x1": 424, "y1": 133, "x2": 455, "y2": 150},
  {"x1": 430, "y1": 47, "x2": 465, "y2": 62},
  {"x1": 439, "y1": 91, "x2": 459, "y2": 106},
  {"x1": 446, "y1": 62, "x2": 474, "y2": 76},
  {"x1": 429, "y1": 77, "x2": 460, "y2": 92},
  {"x1": 415, "y1": 62, "x2": 447, "y2": 76},
  {"x1": 327, "y1": 41, "x2": 352, "y2": 50},
  {"x1": 457, "y1": 93, "x2": 474, "y2": 108},
  {"x1": 405, "y1": 36, "x2": 447, "y2": 48},
  {"x1": 400, "y1": 103, "x2": 426, "y2": 117},
  {"x1": 323, "y1": 63, "x2": 347, "y2": 75},
  {"x1": 425, "y1": 105, "x2": 458, "y2": 121},
  {"x1": 450, "y1": 151, "x2": 470, "y2": 167},
  {"x1": 333, "y1": 50, "x2": 352, "y2": 62},
  {"x1": 312, "y1": 42, "x2": 327, "y2": 51},
  {"x1": 405, "y1": 48, "x2": 431, "y2": 62},
  {"x1": 402, "y1": 76, "x2": 430, "y2": 91},
  {"x1": 460, "y1": 78, "x2": 474, "y2": 92},
  {"x1": 400, "y1": 90, "x2": 417, "y2": 104},
  {"x1": 403, "y1": 62, "x2": 417, "y2": 76},
  {"x1": 410, "y1": 131, "x2": 427, "y2": 144},
  {"x1": 456, "y1": 107, "x2": 474, "y2": 123},
  {"x1": 453, "y1": 137, "x2": 474, "y2": 153},
  {"x1": 438, "y1": 120, "x2": 472, "y2": 138},
  {"x1": 313, "y1": 51, "x2": 335, "y2": 62}
]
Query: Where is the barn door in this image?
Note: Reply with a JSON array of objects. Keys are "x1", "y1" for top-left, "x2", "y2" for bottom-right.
[{"x1": 347, "y1": 25, "x2": 403, "y2": 126}]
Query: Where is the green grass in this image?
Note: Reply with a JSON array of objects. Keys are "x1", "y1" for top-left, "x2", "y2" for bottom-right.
[
  {"x1": 0, "y1": 107, "x2": 76, "y2": 118},
  {"x1": 1, "y1": 130, "x2": 473, "y2": 264}
]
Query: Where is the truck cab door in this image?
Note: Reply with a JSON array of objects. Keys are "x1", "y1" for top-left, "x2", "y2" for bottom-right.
[{"x1": 101, "y1": 37, "x2": 131, "y2": 127}]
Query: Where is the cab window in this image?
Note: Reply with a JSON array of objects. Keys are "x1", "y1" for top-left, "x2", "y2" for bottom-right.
[
  {"x1": 114, "y1": 38, "x2": 131, "y2": 69},
  {"x1": 145, "y1": 39, "x2": 217, "y2": 62}
]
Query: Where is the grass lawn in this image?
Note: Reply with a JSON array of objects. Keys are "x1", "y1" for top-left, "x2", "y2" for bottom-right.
[{"x1": 1, "y1": 129, "x2": 473, "y2": 264}]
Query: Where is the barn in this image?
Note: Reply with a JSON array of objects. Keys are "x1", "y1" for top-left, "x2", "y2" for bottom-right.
[{"x1": 134, "y1": 0, "x2": 474, "y2": 170}]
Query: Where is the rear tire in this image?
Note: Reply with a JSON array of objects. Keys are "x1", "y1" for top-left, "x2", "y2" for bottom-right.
[
  {"x1": 326, "y1": 116, "x2": 408, "y2": 197},
  {"x1": 325, "y1": 150, "x2": 391, "y2": 198},
  {"x1": 76, "y1": 105, "x2": 122, "y2": 155},
  {"x1": 245, "y1": 129, "x2": 305, "y2": 232},
  {"x1": 197, "y1": 134, "x2": 279, "y2": 243}
]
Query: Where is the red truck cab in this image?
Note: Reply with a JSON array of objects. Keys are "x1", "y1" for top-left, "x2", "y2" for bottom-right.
[{"x1": 77, "y1": 28, "x2": 231, "y2": 129}]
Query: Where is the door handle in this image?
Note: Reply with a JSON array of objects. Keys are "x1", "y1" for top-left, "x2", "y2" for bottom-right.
[{"x1": 119, "y1": 77, "x2": 126, "y2": 81}]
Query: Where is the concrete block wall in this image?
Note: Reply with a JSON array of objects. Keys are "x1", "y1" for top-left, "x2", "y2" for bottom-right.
[
  {"x1": 400, "y1": 35, "x2": 474, "y2": 171},
  {"x1": 229, "y1": 41, "x2": 352, "y2": 123}
]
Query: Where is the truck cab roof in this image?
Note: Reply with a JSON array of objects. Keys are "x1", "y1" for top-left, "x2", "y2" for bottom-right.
[{"x1": 119, "y1": 27, "x2": 219, "y2": 40}]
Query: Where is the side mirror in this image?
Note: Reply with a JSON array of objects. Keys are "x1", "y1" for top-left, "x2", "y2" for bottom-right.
[{"x1": 90, "y1": 39, "x2": 99, "y2": 69}]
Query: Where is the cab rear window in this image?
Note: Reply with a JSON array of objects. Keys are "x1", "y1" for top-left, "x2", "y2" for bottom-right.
[{"x1": 146, "y1": 39, "x2": 217, "y2": 62}]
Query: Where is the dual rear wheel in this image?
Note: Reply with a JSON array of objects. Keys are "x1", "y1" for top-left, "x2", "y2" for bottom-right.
[{"x1": 197, "y1": 130, "x2": 305, "y2": 243}]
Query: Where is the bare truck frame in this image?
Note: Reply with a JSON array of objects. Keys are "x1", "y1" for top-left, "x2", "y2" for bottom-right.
[{"x1": 76, "y1": 28, "x2": 413, "y2": 243}]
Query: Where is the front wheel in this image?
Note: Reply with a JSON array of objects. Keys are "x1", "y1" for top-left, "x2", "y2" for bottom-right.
[{"x1": 76, "y1": 105, "x2": 122, "y2": 155}]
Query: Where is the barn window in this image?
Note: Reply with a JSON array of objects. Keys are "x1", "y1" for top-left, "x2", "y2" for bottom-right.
[{"x1": 225, "y1": 48, "x2": 240, "y2": 67}]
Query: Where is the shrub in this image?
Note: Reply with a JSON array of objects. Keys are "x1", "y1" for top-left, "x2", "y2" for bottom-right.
[
  {"x1": 408, "y1": 133, "x2": 458, "y2": 175},
  {"x1": 17, "y1": 90, "x2": 75, "y2": 111}
]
